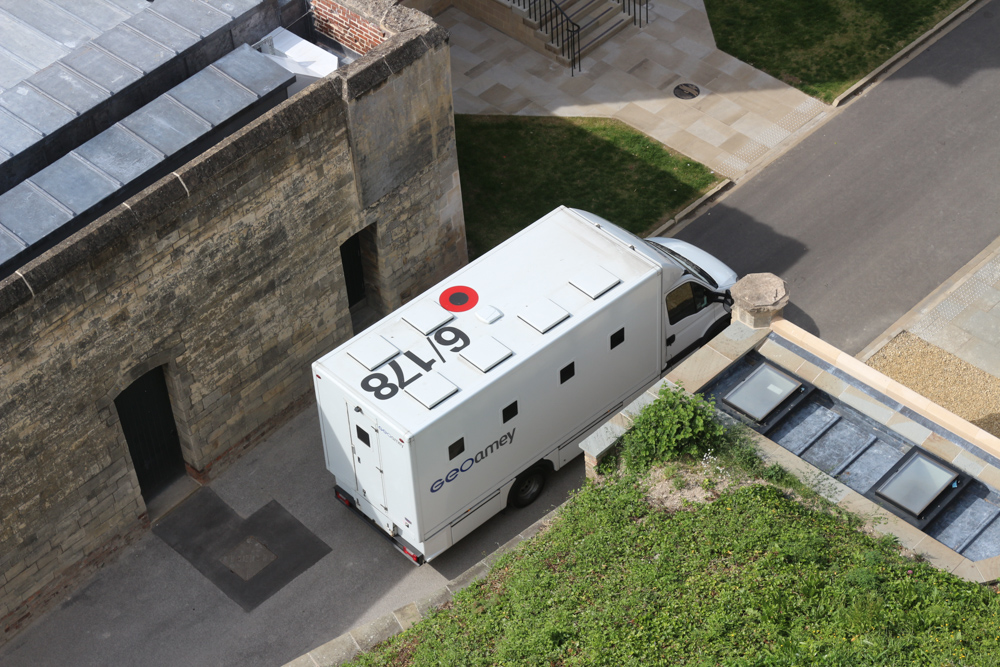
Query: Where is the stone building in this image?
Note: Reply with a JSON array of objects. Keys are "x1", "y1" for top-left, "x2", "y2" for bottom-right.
[{"x1": 0, "y1": 0, "x2": 466, "y2": 639}]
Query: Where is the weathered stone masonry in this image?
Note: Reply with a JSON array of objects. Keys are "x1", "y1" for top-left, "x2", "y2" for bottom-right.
[{"x1": 0, "y1": 0, "x2": 465, "y2": 641}]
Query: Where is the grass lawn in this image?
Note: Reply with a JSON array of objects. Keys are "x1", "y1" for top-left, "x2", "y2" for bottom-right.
[
  {"x1": 705, "y1": 0, "x2": 971, "y2": 102},
  {"x1": 455, "y1": 115, "x2": 720, "y2": 259},
  {"x1": 349, "y1": 388, "x2": 1000, "y2": 667}
]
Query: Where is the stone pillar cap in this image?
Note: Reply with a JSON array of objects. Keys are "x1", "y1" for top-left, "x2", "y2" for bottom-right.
[
  {"x1": 731, "y1": 273, "x2": 789, "y2": 310},
  {"x1": 730, "y1": 273, "x2": 788, "y2": 329}
]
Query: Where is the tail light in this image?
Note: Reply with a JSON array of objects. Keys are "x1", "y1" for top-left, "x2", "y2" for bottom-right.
[
  {"x1": 402, "y1": 546, "x2": 421, "y2": 564},
  {"x1": 335, "y1": 490, "x2": 351, "y2": 507}
]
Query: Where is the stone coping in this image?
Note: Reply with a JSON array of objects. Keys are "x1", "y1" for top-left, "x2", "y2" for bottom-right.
[
  {"x1": 282, "y1": 507, "x2": 560, "y2": 667},
  {"x1": 769, "y1": 319, "x2": 1000, "y2": 465}
]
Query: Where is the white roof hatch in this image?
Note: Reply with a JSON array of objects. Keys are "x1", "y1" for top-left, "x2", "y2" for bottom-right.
[
  {"x1": 347, "y1": 335, "x2": 399, "y2": 370},
  {"x1": 405, "y1": 373, "x2": 459, "y2": 409},
  {"x1": 460, "y1": 337, "x2": 513, "y2": 372},
  {"x1": 518, "y1": 299, "x2": 570, "y2": 333},
  {"x1": 402, "y1": 300, "x2": 455, "y2": 335},
  {"x1": 569, "y1": 266, "x2": 621, "y2": 299}
]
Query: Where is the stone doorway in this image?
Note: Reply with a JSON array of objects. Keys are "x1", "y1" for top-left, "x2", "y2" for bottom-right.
[{"x1": 115, "y1": 366, "x2": 186, "y2": 502}]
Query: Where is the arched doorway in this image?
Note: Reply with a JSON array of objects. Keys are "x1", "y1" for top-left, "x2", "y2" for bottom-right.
[{"x1": 115, "y1": 366, "x2": 186, "y2": 502}]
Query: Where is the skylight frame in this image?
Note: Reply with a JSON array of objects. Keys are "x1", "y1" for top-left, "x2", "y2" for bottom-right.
[
  {"x1": 720, "y1": 361, "x2": 814, "y2": 434},
  {"x1": 865, "y1": 446, "x2": 968, "y2": 529}
]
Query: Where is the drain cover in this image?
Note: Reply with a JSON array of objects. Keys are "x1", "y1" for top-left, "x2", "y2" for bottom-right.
[
  {"x1": 674, "y1": 83, "x2": 700, "y2": 100},
  {"x1": 220, "y1": 536, "x2": 277, "y2": 581}
]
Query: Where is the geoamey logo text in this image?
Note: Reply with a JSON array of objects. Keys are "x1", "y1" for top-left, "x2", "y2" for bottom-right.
[{"x1": 430, "y1": 428, "x2": 515, "y2": 493}]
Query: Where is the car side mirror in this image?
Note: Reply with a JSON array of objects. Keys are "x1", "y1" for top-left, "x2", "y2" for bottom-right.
[{"x1": 710, "y1": 290, "x2": 733, "y2": 311}]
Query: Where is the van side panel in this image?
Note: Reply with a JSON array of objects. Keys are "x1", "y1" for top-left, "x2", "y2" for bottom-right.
[{"x1": 412, "y1": 273, "x2": 661, "y2": 540}]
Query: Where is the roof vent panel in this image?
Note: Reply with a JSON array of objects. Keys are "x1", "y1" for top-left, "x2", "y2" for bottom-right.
[
  {"x1": 569, "y1": 266, "x2": 621, "y2": 299},
  {"x1": 405, "y1": 372, "x2": 458, "y2": 409},
  {"x1": 347, "y1": 335, "x2": 400, "y2": 370},
  {"x1": 460, "y1": 336, "x2": 512, "y2": 373},
  {"x1": 518, "y1": 299, "x2": 570, "y2": 334},
  {"x1": 402, "y1": 300, "x2": 455, "y2": 335}
]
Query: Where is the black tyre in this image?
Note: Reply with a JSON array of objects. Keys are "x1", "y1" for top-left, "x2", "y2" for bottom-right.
[{"x1": 509, "y1": 467, "x2": 546, "y2": 508}]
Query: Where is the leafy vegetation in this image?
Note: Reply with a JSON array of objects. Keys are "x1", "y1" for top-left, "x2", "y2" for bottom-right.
[
  {"x1": 622, "y1": 384, "x2": 728, "y2": 471},
  {"x1": 349, "y1": 389, "x2": 1000, "y2": 666},
  {"x1": 455, "y1": 115, "x2": 720, "y2": 258},
  {"x1": 705, "y1": 0, "x2": 970, "y2": 102}
]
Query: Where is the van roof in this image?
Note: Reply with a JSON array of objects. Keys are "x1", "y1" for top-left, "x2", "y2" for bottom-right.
[{"x1": 314, "y1": 207, "x2": 678, "y2": 434}]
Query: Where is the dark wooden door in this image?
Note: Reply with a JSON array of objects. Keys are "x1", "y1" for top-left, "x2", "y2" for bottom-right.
[
  {"x1": 115, "y1": 366, "x2": 185, "y2": 501},
  {"x1": 340, "y1": 232, "x2": 367, "y2": 307}
]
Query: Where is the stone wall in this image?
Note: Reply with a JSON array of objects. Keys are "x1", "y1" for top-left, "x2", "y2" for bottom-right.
[{"x1": 0, "y1": 3, "x2": 465, "y2": 642}]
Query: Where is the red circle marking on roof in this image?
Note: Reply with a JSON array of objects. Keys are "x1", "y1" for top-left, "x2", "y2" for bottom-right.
[{"x1": 440, "y1": 286, "x2": 479, "y2": 312}]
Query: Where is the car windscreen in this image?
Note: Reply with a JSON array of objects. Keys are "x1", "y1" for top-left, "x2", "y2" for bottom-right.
[{"x1": 644, "y1": 241, "x2": 717, "y2": 288}]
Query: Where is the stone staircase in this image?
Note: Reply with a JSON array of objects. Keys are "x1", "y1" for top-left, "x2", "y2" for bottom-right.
[
  {"x1": 564, "y1": 0, "x2": 631, "y2": 58},
  {"x1": 512, "y1": 0, "x2": 642, "y2": 68}
]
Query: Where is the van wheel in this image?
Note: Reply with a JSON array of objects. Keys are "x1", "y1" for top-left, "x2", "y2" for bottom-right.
[{"x1": 509, "y1": 467, "x2": 546, "y2": 508}]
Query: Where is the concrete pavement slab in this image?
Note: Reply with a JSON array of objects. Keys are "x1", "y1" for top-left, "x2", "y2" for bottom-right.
[{"x1": 442, "y1": 3, "x2": 826, "y2": 180}]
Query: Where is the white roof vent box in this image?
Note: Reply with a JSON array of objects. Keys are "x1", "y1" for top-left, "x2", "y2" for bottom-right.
[
  {"x1": 569, "y1": 266, "x2": 621, "y2": 300},
  {"x1": 476, "y1": 306, "x2": 503, "y2": 324},
  {"x1": 347, "y1": 335, "x2": 399, "y2": 370},
  {"x1": 460, "y1": 337, "x2": 513, "y2": 373},
  {"x1": 404, "y1": 373, "x2": 459, "y2": 409},
  {"x1": 518, "y1": 299, "x2": 570, "y2": 334},
  {"x1": 402, "y1": 300, "x2": 455, "y2": 335}
]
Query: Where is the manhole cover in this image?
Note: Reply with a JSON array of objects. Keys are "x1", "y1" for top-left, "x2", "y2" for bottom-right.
[
  {"x1": 220, "y1": 536, "x2": 277, "y2": 581},
  {"x1": 674, "y1": 83, "x2": 700, "y2": 100}
]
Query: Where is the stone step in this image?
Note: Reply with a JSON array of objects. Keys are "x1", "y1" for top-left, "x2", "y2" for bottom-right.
[
  {"x1": 521, "y1": 0, "x2": 647, "y2": 67},
  {"x1": 565, "y1": 0, "x2": 604, "y2": 22},
  {"x1": 520, "y1": 0, "x2": 589, "y2": 29},
  {"x1": 579, "y1": 14, "x2": 629, "y2": 57},
  {"x1": 578, "y1": 3, "x2": 623, "y2": 41},
  {"x1": 542, "y1": 0, "x2": 619, "y2": 49}
]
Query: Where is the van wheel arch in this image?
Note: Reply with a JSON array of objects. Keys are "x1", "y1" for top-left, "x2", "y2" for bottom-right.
[{"x1": 508, "y1": 463, "x2": 548, "y2": 508}]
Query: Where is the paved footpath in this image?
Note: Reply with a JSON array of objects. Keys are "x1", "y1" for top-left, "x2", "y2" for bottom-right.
[
  {"x1": 862, "y1": 234, "x2": 1000, "y2": 372},
  {"x1": 441, "y1": 0, "x2": 828, "y2": 179}
]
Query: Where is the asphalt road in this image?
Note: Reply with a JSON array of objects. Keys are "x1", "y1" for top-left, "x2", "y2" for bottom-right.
[
  {"x1": 677, "y1": 1, "x2": 1000, "y2": 355},
  {"x1": 0, "y1": 407, "x2": 585, "y2": 667}
]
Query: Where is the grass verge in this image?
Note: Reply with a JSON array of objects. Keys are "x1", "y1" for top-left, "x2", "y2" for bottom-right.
[
  {"x1": 455, "y1": 115, "x2": 721, "y2": 259},
  {"x1": 705, "y1": 0, "x2": 971, "y2": 102},
  {"x1": 348, "y1": 388, "x2": 1000, "y2": 666}
]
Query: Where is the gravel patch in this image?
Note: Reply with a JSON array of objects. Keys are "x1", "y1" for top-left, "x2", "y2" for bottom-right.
[{"x1": 866, "y1": 331, "x2": 1000, "y2": 438}]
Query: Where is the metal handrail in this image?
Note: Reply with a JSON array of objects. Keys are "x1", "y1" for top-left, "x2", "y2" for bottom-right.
[
  {"x1": 513, "y1": 0, "x2": 581, "y2": 74},
  {"x1": 619, "y1": 0, "x2": 648, "y2": 28}
]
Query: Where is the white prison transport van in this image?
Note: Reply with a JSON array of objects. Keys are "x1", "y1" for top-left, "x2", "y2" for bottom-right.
[{"x1": 312, "y1": 207, "x2": 737, "y2": 563}]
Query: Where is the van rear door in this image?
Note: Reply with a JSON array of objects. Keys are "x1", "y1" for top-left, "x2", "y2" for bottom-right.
[{"x1": 348, "y1": 405, "x2": 388, "y2": 513}]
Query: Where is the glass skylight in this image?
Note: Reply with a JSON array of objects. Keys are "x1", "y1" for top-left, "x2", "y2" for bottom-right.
[
  {"x1": 723, "y1": 364, "x2": 801, "y2": 422},
  {"x1": 876, "y1": 452, "x2": 959, "y2": 516}
]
